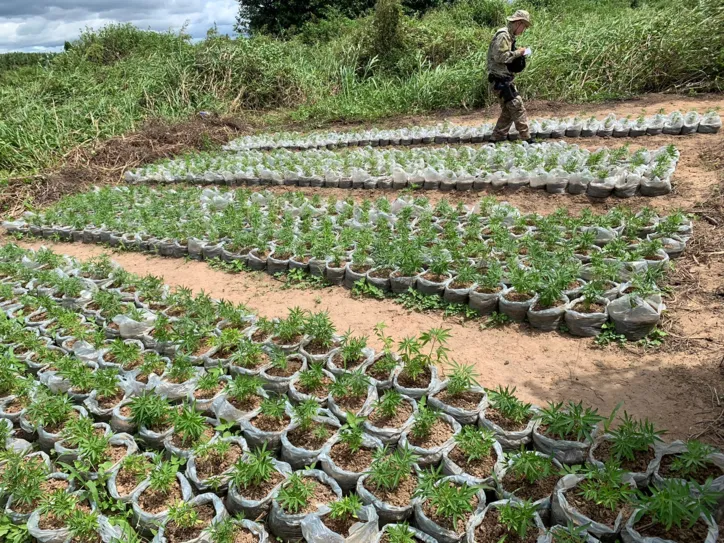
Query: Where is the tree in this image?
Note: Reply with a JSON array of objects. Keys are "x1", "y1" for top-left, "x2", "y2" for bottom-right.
[{"x1": 235, "y1": 0, "x2": 444, "y2": 35}]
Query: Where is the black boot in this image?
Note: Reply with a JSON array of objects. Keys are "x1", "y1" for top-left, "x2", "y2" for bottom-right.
[{"x1": 525, "y1": 138, "x2": 536, "y2": 145}]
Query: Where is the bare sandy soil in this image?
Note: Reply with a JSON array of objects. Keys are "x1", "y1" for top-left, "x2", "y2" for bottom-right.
[{"x1": 14, "y1": 94, "x2": 724, "y2": 444}]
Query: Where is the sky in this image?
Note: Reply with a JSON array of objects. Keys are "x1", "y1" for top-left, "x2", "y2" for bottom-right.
[{"x1": 0, "y1": 0, "x2": 239, "y2": 53}]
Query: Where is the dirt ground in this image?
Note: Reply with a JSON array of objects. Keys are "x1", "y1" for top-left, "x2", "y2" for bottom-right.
[{"x1": 11, "y1": 93, "x2": 724, "y2": 444}]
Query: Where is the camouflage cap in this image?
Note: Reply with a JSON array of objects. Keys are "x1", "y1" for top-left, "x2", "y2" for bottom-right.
[{"x1": 507, "y1": 10, "x2": 532, "y2": 26}]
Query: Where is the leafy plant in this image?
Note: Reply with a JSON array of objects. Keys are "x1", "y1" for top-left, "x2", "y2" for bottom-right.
[
  {"x1": 487, "y1": 386, "x2": 532, "y2": 424},
  {"x1": 538, "y1": 401, "x2": 603, "y2": 442},
  {"x1": 231, "y1": 445, "x2": 276, "y2": 490},
  {"x1": 148, "y1": 457, "x2": 183, "y2": 495},
  {"x1": 454, "y1": 426, "x2": 495, "y2": 463},
  {"x1": 374, "y1": 390, "x2": 404, "y2": 419},
  {"x1": 445, "y1": 361, "x2": 479, "y2": 397},
  {"x1": 297, "y1": 362, "x2": 327, "y2": 393},
  {"x1": 577, "y1": 462, "x2": 636, "y2": 513},
  {"x1": 368, "y1": 446, "x2": 418, "y2": 493},
  {"x1": 607, "y1": 412, "x2": 665, "y2": 463},
  {"x1": 167, "y1": 500, "x2": 201, "y2": 530},
  {"x1": 423, "y1": 479, "x2": 479, "y2": 533},
  {"x1": 497, "y1": 499, "x2": 539, "y2": 540},
  {"x1": 129, "y1": 392, "x2": 172, "y2": 429},
  {"x1": 329, "y1": 370, "x2": 370, "y2": 399},
  {"x1": 384, "y1": 523, "x2": 417, "y2": 543},
  {"x1": 410, "y1": 397, "x2": 439, "y2": 440},
  {"x1": 276, "y1": 473, "x2": 315, "y2": 514},
  {"x1": 260, "y1": 395, "x2": 288, "y2": 420},
  {"x1": 633, "y1": 479, "x2": 720, "y2": 532},
  {"x1": 328, "y1": 494, "x2": 363, "y2": 522},
  {"x1": 172, "y1": 403, "x2": 208, "y2": 447},
  {"x1": 338, "y1": 413, "x2": 366, "y2": 454},
  {"x1": 505, "y1": 449, "x2": 554, "y2": 484},
  {"x1": 669, "y1": 441, "x2": 716, "y2": 478}
]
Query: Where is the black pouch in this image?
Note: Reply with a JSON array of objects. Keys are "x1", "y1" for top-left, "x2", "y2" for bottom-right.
[{"x1": 492, "y1": 78, "x2": 519, "y2": 103}]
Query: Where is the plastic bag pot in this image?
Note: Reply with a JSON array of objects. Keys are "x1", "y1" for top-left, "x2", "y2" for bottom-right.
[
  {"x1": 242, "y1": 405, "x2": 293, "y2": 454},
  {"x1": 399, "y1": 412, "x2": 461, "y2": 466},
  {"x1": 308, "y1": 258, "x2": 327, "y2": 277},
  {"x1": 498, "y1": 451, "x2": 564, "y2": 523},
  {"x1": 608, "y1": 293, "x2": 664, "y2": 341},
  {"x1": 110, "y1": 399, "x2": 136, "y2": 434},
  {"x1": 588, "y1": 435, "x2": 657, "y2": 488},
  {"x1": 325, "y1": 347, "x2": 373, "y2": 377},
  {"x1": 186, "y1": 435, "x2": 248, "y2": 493},
  {"x1": 343, "y1": 263, "x2": 367, "y2": 290},
  {"x1": 565, "y1": 297, "x2": 610, "y2": 338},
  {"x1": 356, "y1": 467, "x2": 421, "y2": 525},
  {"x1": 499, "y1": 290, "x2": 538, "y2": 322},
  {"x1": 465, "y1": 499, "x2": 545, "y2": 543},
  {"x1": 301, "y1": 503, "x2": 380, "y2": 543},
  {"x1": 587, "y1": 176, "x2": 616, "y2": 198},
  {"x1": 651, "y1": 440, "x2": 724, "y2": 518},
  {"x1": 640, "y1": 177, "x2": 672, "y2": 197},
  {"x1": 390, "y1": 271, "x2": 417, "y2": 294},
  {"x1": 363, "y1": 395, "x2": 417, "y2": 446},
  {"x1": 614, "y1": 174, "x2": 642, "y2": 198},
  {"x1": 442, "y1": 439, "x2": 504, "y2": 485},
  {"x1": 532, "y1": 424, "x2": 598, "y2": 465},
  {"x1": 28, "y1": 507, "x2": 115, "y2": 543},
  {"x1": 288, "y1": 369, "x2": 335, "y2": 406},
  {"x1": 444, "y1": 280, "x2": 476, "y2": 305},
  {"x1": 327, "y1": 384, "x2": 378, "y2": 423},
  {"x1": 221, "y1": 519, "x2": 269, "y2": 542},
  {"x1": 247, "y1": 250, "x2": 268, "y2": 272},
  {"x1": 211, "y1": 387, "x2": 267, "y2": 425},
  {"x1": 699, "y1": 113, "x2": 722, "y2": 134},
  {"x1": 153, "y1": 493, "x2": 228, "y2": 543},
  {"x1": 393, "y1": 365, "x2": 440, "y2": 399},
  {"x1": 32, "y1": 405, "x2": 88, "y2": 452},
  {"x1": 325, "y1": 263, "x2": 346, "y2": 285},
  {"x1": 527, "y1": 295, "x2": 570, "y2": 332},
  {"x1": 374, "y1": 524, "x2": 436, "y2": 543},
  {"x1": 108, "y1": 452, "x2": 156, "y2": 504},
  {"x1": 131, "y1": 472, "x2": 194, "y2": 533},
  {"x1": 259, "y1": 354, "x2": 307, "y2": 394},
  {"x1": 366, "y1": 268, "x2": 392, "y2": 292},
  {"x1": 5, "y1": 471, "x2": 73, "y2": 525},
  {"x1": 468, "y1": 284, "x2": 505, "y2": 316},
  {"x1": 280, "y1": 414, "x2": 339, "y2": 470},
  {"x1": 416, "y1": 272, "x2": 452, "y2": 296},
  {"x1": 319, "y1": 433, "x2": 383, "y2": 492},
  {"x1": 552, "y1": 474, "x2": 634, "y2": 541},
  {"x1": 164, "y1": 417, "x2": 218, "y2": 459},
  {"x1": 428, "y1": 382, "x2": 487, "y2": 425},
  {"x1": 139, "y1": 421, "x2": 174, "y2": 450},
  {"x1": 226, "y1": 458, "x2": 292, "y2": 519},
  {"x1": 266, "y1": 251, "x2": 289, "y2": 275},
  {"x1": 268, "y1": 469, "x2": 342, "y2": 542},
  {"x1": 621, "y1": 508, "x2": 718, "y2": 543},
  {"x1": 148, "y1": 369, "x2": 202, "y2": 402},
  {"x1": 54, "y1": 421, "x2": 111, "y2": 464},
  {"x1": 414, "y1": 476, "x2": 487, "y2": 543}
]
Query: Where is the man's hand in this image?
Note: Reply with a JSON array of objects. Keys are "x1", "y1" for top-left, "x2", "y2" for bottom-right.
[{"x1": 516, "y1": 47, "x2": 526, "y2": 56}]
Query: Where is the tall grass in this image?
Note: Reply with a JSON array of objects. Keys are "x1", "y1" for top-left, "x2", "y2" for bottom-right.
[{"x1": 0, "y1": 0, "x2": 721, "y2": 177}]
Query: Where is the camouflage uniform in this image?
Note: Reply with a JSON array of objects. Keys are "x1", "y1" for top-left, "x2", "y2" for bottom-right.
[{"x1": 487, "y1": 25, "x2": 530, "y2": 141}]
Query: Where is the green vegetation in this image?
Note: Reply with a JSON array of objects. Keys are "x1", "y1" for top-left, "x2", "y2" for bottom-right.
[{"x1": 2, "y1": 0, "x2": 721, "y2": 178}]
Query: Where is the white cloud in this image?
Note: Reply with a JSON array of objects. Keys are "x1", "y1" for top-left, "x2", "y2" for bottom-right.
[{"x1": 0, "y1": 0, "x2": 238, "y2": 52}]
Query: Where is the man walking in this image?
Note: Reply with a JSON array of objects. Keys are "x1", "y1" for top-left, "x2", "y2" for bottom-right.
[{"x1": 487, "y1": 10, "x2": 532, "y2": 143}]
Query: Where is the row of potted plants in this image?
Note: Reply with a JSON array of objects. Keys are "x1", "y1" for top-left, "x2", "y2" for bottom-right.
[
  {"x1": 0, "y1": 245, "x2": 721, "y2": 542},
  {"x1": 4, "y1": 193, "x2": 691, "y2": 340},
  {"x1": 222, "y1": 110, "x2": 721, "y2": 152},
  {"x1": 122, "y1": 142, "x2": 679, "y2": 197}
]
